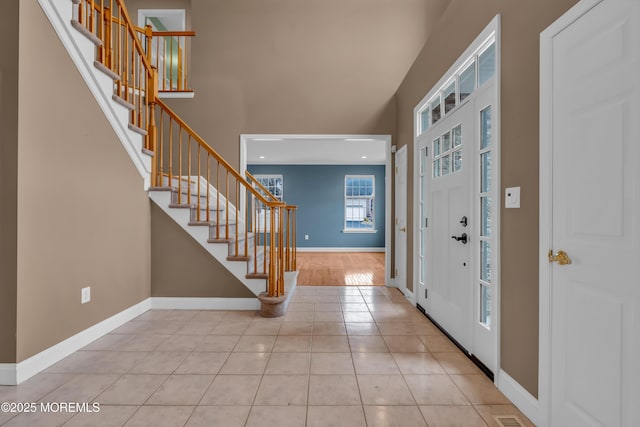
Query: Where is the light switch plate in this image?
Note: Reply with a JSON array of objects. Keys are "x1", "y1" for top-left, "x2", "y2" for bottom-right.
[
  {"x1": 81, "y1": 286, "x2": 91, "y2": 304},
  {"x1": 505, "y1": 187, "x2": 521, "y2": 208}
]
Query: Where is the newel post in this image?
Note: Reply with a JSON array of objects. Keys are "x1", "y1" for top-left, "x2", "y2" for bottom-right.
[
  {"x1": 148, "y1": 67, "x2": 159, "y2": 186},
  {"x1": 145, "y1": 25, "x2": 154, "y2": 68}
]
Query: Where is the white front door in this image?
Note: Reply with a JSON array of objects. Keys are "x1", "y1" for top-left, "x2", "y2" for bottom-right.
[
  {"x1": 423, "y1": 101, "x2": 474, "y2": 350},
  {"x1": 542, "y1": 1, "x2": 640, "y2": 426},
  {"x1": 395, "y1": 146, "x2": 408, "y2": 294}
]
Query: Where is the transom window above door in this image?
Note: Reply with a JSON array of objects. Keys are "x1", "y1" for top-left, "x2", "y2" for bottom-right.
[{"x1": 417, "y1": 39, "x2": 496, "y2": 136}]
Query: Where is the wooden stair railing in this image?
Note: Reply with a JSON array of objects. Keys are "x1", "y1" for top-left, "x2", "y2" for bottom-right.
[
  {"x1": 152, "y1": 99, "x2": 286, "y2": 297},
  {"x1": 72, "y1": 0, "x2": 290, "y2": 297},
  {"x1": 245, "y1": 171, "x2": 297, "y2": 272}
]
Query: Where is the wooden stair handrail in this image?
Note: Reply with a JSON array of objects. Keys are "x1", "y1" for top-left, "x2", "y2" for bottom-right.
[{"x1": 155, "y1": 99, "x2": 282, "y2": 209}]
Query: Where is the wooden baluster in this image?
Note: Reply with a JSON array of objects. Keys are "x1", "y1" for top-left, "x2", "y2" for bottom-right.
[
  {"x1": 167, "y1": 117, "x2": 172, "y2": 191},
  {"x1": 244, "y1": 187, "x2": 249, "y2": 259},
  {"x1": 177, "y1": 122, "x2": 182, "y2": 203},
  {"x1": 116, "y1": 7, "x2": 122, "y2": 97},
  {"x1": 89, "y1": 0, "x2": 95, "y2": 33},
  {"x1": 206, "y1": 154, "x2": 211, "y2": 222},
  {"x1": 279, "y1": 205, "x2": 285, "y2": 295},
  {"x1": 216, "y1": 163, "x2": 220, "y2": 239},
  {"x1": 148, "y1": 68, "x2": 158, "y2": 185},
  {"x1": 225, "y1": 171, "x2": 229, "y2": 240},
  {"x1": 178, "y1": 36, "x2": 184, "y2": 91},
  {"x1": 187, "y1": 134, "x2": 192, "y2": 205},
  {"x1": 292, "y1": 209, "x2": 297, "y2": 270},
  {"x1": 157, "y1": 108, "x2": 163, "y2": 183},
  {"x1": 169, "y1": 36, "x2": 174, "y2": 90},
  {"x1": 197, "y1": 145, "x2": 201, "y2": 221},
  {"x1": 123, "y1": 31, "x2": 129, "y2": 102},
  {"x1": 78, "y1": 1, "x2": 84, "y2": 25}
]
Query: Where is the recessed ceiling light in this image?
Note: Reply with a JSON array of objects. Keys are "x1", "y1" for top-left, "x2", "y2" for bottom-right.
[
  {"x1": 259, "y1": 156, "x2": 265, "y2": 159},
  {"x1": 361, "y1": 156, "x2": 367, "y2": 159}
]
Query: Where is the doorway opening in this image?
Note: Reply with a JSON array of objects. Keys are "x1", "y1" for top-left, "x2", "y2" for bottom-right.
[{"x1": 240, "y1": 134, "x2": 393, "y2": 288}]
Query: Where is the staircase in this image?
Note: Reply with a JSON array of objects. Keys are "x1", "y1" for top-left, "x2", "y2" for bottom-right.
[{"x1": 38, "y1": 0, "x2": 297, "y2": 305}]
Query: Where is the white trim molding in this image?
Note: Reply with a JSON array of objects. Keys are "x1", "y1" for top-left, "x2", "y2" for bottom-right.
[
  {"x1": 296, "y1": 247, "x2": 385, "y2": 253},
  {"x1": 497, "y1": 370, "x2": 540, "y2": 426},
  {"x1": 0, "y1": 365, "x2": 17, "y2": 387},
  {"x1": 0, "y1": 295, "x2": 278, "y2": 385},
  {"x1": 538, "y1": 1, "x2": 602, "y2": 426},
  {"x1": 0, "y1": 299, "x2": 151, "y2": 386},
  {"x1": 150, "y1": 297, "x2": 260, "y2": 310}
]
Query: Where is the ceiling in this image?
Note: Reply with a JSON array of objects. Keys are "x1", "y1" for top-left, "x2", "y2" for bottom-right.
[{"x1": 245, "y1": 136, "x2": 388, "y2": 165}]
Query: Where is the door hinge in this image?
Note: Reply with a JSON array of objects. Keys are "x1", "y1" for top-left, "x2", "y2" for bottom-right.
[
  {"x1": 425, "y1": 289, "x2": 428, "y2": 299},
  {"x1": 425, "y1": 218, "x2": 428, "y2": 227},
  {"x1": 394, "y1": 268, "x2": 398, "y2": 277},
  {"x1": 395, "y1": 166, "x2": 398, "y2": 174},
  {"x1": 425, "y1": 147, "x2": 428, "y2": 157}
]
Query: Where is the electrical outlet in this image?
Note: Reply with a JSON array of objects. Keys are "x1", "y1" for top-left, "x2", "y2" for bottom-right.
[
  {"x1": 304, "y1": 234, "x2": 309, "y2": 240},
  {"x1": 81, "y1": 286, "x2": 91, "y2": 304}
]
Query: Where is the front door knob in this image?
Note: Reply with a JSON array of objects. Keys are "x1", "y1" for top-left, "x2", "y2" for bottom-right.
[{"x1": 451, "y1": 233, "x2": 468, "y2": 244}]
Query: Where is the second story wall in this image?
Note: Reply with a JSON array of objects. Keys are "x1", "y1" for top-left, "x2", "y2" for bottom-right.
[{"x1": 127, "y1": 0, "x2": 448, "y2": 169}]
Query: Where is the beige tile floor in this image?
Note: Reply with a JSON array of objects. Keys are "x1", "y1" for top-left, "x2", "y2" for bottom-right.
[{"x1": 0, "y1": 286, "x2": 534, "y2": 427}]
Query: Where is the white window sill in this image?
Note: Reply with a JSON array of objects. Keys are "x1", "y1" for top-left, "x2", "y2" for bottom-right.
[{"x1": 342, "y1": 229, "x2": 378, "y2": 234}]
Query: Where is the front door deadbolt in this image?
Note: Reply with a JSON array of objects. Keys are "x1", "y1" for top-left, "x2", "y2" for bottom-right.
[{"x1": 451, "y1": 233, "x2": 468, "y2": 244}]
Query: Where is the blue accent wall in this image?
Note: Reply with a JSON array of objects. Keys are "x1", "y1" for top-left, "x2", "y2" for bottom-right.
[{"x1": 247, "y1": 164, "x2": 385, "y2": 248}]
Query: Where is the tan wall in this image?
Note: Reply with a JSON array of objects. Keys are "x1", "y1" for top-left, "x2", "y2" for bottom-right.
[
  {"x1": 129, "y1": 0, "x2": 447, "y2": 170},
  {"x1": 151, "y1": 203, "x2": 253, "y2": 298},
  {"x1": 0, "y1": 0, "x2": 19, "y2": 364},
  {"x1": 395, "y1": 0, "x2": 578, "y2": 397},
  {"x1": 15, "y1": 1, "x2": 152, "y2": 361}
]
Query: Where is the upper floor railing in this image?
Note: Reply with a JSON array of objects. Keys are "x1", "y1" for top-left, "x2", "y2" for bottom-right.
[{"x1": 136, "y1": 29, "x2": 196, "y2": 94}]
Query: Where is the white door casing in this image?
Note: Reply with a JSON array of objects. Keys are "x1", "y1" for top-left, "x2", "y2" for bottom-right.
[
  {"x1": 395, "y1": 146, "x2": 408, "y2": 295},
  {"x1": 540, "y1": 1, "x2": 640, "y2": 426},
  {"x1": 414, "y1": 16, "x2": 500, "y2": 377}
]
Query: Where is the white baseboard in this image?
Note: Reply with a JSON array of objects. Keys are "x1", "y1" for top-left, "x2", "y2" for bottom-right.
[
  {"x1": 297, "y1": 247, "x2": 385, "y2": 253},
  {"x1": 1, "y1": 296, "x2": 269, "y2": 385},
  {"x1": 151, "y1": 297, "x2": 260, "y2": 310},
  {"x1": 0, "y1": 364, "x2": 17, "y2": 386},
  {"x1": 0, "y1": 298, "x2": 151, "y2": 386},
  {"x1": 497, "y1": 369, "x2": 540, "y2": 426}
]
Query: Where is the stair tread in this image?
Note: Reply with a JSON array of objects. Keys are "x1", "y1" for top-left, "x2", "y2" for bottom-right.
[{"x1": 70, "y1": 19, "x2": 102, "y2": 46}]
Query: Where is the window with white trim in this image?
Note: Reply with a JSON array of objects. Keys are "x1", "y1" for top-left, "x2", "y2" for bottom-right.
[
  {"x1": 253, "y1": 175, "x2": 283, "y2": 201},
  {"x1": 344, "y1": 175, "x2": 375, "y2": 232},
  {"x1": 253, "y1": 174, "x2": 283, "y2": 232}
]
